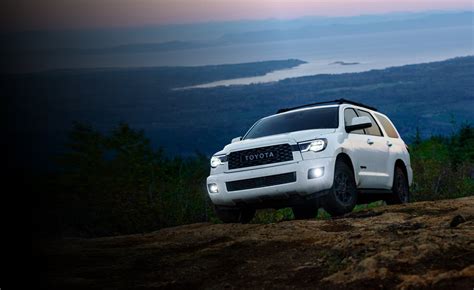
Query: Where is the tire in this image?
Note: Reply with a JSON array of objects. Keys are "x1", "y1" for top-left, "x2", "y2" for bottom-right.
[
  {"x1": 322, "y1": 160, "x2": 357, "y2": 216},
  {"x1": 386, "y1": 167, "x2": 410, "y2": 205},
  {"x1": 292, "y1": 204, "x2": 318, "y2": 220},
  {"x1": 214, "y1": 206, "x2": 255, "y2": 224}
]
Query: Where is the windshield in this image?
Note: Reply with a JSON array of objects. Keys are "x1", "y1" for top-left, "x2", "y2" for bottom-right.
[{"x1": 244, "y1": 106, "x2": 339, "y2": 139}]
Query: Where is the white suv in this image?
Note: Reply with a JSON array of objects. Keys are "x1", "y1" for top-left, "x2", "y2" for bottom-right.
[{"x1": 207, "y1": 99, "x2": 413, "y2": 223}]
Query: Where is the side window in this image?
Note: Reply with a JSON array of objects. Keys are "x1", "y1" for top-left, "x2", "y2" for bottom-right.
[
  {"x1": 356, "y1": 109, "x2": 383, "y2": 137},
  {"x1": 376, "y1": 113, "x2": 399, "y2": 138},
  {"x1": 344, "y1": 108, "x2": 364, "y2": 134}
]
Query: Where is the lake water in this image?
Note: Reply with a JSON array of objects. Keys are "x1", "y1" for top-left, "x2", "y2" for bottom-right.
[
  {"x1": 177, "y1": 26, "x2": 474, "y2": 88},
  {"x1": 15, "y1": 26, "x2": 473, "y2": 83}
]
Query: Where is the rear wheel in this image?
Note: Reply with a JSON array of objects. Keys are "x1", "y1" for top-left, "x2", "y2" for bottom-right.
[
  {"x1": 292, "y1": 204, "x2": 318, "y2": 220},
  {"x1": 322, "y1": 160, "x2": 357, "y2": 216},
  {"x1": 386, "y1": 167, "x2": 410, "y2": 205},
  {"x1": 214, "y1": 206, "x2": 255, "y2": 224}
]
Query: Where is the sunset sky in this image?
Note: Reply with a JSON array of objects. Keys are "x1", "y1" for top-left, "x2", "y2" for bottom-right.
[{"x1": 2, "y1": 0, "x2": 472, "y2": 31}]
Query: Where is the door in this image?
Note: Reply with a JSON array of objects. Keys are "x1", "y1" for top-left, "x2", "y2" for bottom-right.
[
  {"x1": 355, "y1": 109, "x2": 390, "y2": 188},
  {"x1": 344, "y1": 108, "x2": 390, "y2": 189}
]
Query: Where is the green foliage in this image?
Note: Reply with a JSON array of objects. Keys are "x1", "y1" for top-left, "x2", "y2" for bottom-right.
[
  {"x1": 353, "y1": 201, "x2": 384, "y2": 212},
  {"x1": 252, "y1": 208, "x2": 294, "y2": 223},
  {"x1": 40, "y1": 122, "x2": 473, "y2": 237},
  {"x1": 410, "y1": 123, "x2": 474, "y2": 200},
  {"x1": 50, "y1": 122, "x2": 212, "y2": 236}
]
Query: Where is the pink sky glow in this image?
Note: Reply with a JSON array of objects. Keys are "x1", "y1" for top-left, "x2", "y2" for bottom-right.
[{"x1": 2, "y1": 0, "x2": 472, "y2": 31}]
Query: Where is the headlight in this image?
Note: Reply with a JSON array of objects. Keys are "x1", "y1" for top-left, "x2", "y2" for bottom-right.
[
  {"x1": 298, "y1": 138, "x2": 327, "y2": 152},
  {"x1": 208, "y1": 183, "x2": 219, "y2": 193},
  {"x1": 210, "y1": 155, "x2": 226, "y2": 168}
]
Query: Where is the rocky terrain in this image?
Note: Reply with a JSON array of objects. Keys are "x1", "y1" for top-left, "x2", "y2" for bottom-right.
[{"x1": 37, "y1": 197, "x2": 474, "y2": 289}]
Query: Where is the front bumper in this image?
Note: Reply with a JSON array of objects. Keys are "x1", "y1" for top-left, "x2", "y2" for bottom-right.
[{"x1": 206, "y1": 157, "x2": 335, "y2": 207}]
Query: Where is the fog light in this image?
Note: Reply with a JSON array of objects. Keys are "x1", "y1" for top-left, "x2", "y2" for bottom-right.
[
  {"x1": 208, "y1": 183, "x2": 219, "y2": 193},
  {"x1": 308, "y1": 167, "x2": 324, "y2": 179}
]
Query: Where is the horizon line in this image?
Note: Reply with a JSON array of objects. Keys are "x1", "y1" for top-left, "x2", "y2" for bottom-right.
[{"x1": 2, "y1": 8, "x2": 472, "y2": 34}]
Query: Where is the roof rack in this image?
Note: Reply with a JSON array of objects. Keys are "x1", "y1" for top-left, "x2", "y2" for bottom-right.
[{"x1": 276, "y1": 98, "x2": 377, "y2": 114}]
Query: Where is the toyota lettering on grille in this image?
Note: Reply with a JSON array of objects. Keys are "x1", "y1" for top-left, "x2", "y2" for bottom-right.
[
  {"x1": 242, "y1": 151, "x2": 276, "y2": 162},
  {"x1": 227, "y1": 144, "x2": 292, "y2": 169}
]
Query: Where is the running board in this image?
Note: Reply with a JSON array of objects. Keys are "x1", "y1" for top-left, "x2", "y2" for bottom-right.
[{"x1": 358, "y1": 188, "x2": 392, "y2": 195}]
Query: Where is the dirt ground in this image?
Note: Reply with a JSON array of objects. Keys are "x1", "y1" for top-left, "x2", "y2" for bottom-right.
[{"x1": 36, "y1": 197, "x2": 474, "y2": 289}]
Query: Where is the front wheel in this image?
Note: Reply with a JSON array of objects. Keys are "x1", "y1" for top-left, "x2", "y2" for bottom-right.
[
  {"x1": 322, "y1": 160, "x2": 357, "y2": 216},
  {"x1": 386, "y1": 167, "x2": 410, "y2": 205},
  {"x1": 214, "y1": 206, "x2": 255, "y2": 224}
]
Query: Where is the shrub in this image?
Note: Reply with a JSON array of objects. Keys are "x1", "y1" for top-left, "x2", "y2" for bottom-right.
[
  {"x1": 410, "y1": 124, "x2": 474, "y2": 200},
  {"x1": 36, "y1": 123, "x2": 473, "y2": 237}
]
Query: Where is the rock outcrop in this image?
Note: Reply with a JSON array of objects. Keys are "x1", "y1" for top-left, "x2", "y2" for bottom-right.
[{"x1": 37, "y1": 197, "x2": 474, "y2": 289}]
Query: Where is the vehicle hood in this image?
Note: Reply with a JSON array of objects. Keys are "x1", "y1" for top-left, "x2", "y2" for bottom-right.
[{"x1": 215, "y1": 129, "x2": 336, "y2": 155}]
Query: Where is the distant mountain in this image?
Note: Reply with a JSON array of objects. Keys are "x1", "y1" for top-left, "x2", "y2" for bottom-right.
[
  {"x1": 5, "y1": 11, "x2": 472, "y2": 57},
  {"x1": 217, "y1": 12, "x2": 473, "y2": 44},
  {"x1": 21, "y1": 41, "x2": 217, "y2": 56},
  {"x1": 84, "y1": 41, "x2": 213, "y2": 54}
]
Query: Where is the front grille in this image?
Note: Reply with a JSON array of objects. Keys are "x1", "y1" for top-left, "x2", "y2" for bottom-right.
[
  {"x1": 226, "y1": 172, "x2": 296, "y2": 192},
  {"x1": 228, "y1": 144, "x2": 293, "y2": 169}
]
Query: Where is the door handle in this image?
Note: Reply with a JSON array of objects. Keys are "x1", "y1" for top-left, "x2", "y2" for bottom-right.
[
  {"x1": 387, "y1": 141, "x2": 393, "y2": 147},
  {"x1": 367, "y1": 139, "x2": 374, "y2": 145}
]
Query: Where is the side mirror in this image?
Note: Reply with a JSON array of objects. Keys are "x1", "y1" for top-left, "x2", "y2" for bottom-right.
[
  {"x1": 346, "y1": 116, "x2": 372, "y2": 132},
  {"x1": 231, "y1": 136, "x2": 242, "y2": 143}
]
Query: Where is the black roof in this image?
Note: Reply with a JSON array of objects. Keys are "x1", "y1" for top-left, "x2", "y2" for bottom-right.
[{"x1": 276, "y1": 99, "x2": 377, "y2": 114}]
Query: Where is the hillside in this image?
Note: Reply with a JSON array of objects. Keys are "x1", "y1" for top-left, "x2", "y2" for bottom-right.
[
  {"x1": 4, "y1": 56, "x2": 474, "y2": 171},
  {"x1": 37, "y1": 197, "x2": 474, "y2": 289}
]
